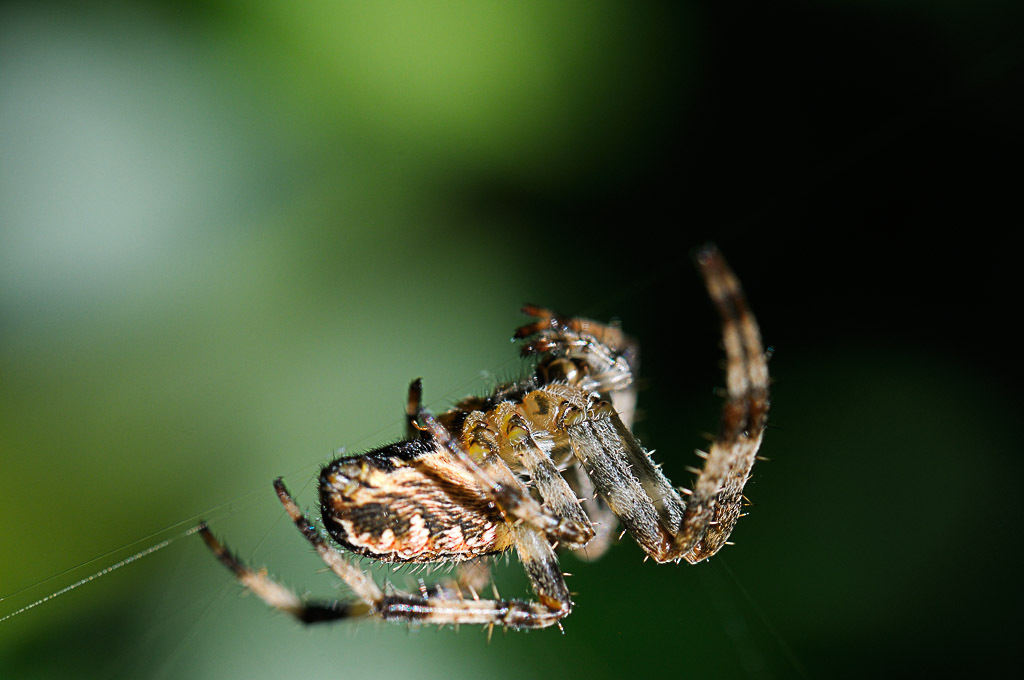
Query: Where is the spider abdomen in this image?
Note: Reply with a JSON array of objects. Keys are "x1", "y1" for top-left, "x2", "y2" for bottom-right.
[{"x1": 319, "y1": 439, "x2": 513, "y2": 563}]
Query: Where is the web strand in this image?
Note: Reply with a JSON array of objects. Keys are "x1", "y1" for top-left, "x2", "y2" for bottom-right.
[{"x1": 0, "y1": 524, "x2": 204, "y2": 624}]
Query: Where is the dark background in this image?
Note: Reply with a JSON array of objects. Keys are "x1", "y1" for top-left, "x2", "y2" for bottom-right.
[{"x1": 2, "y1": 1, "x2": 1021, "y2": 678}]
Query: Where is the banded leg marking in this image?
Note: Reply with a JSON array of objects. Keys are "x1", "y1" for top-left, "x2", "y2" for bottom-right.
[
  {"x1": 671, "y1": 245, "x2": 769, "y2": 562},
  {"x1": 202, "y1": 481, "x2": 571, "y2": 629},
  {"x1": 199, "y1": 524, "x2": 371, "y2": 624},
  {"x1": 556, "y1": 247, "x2": 769, "y2": 564}
]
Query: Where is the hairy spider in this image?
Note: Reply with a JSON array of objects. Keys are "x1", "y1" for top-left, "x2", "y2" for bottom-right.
[{"x1": 199, "y1": 246, "x2": 769, "y2": 631}]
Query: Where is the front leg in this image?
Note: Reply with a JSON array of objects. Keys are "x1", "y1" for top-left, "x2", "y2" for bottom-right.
[
  {"x1": 669, "y1": 245, "x2": 769, "y2": 561},
  {"x1": 566, "y1": 408, "x2": 685, "y2": 562},
  {"x1": 561, "y1": 247, "x2": 769, "y2": 564},
  {"x1": 515, "y1": 305, "x2": 639, "y2": 424}
]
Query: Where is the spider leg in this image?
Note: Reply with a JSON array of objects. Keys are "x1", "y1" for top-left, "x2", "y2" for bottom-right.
[
  {"x1": 564, "y1": 461, "x2": 619, "y2": 562},
  {"x1": 668, "y1": 245, "x2": 769, "y2": 561},
  {"x1": 560, "y1": 247, "x2": 768, "y2": 564},
  {"x1": 271, "y1": 477, "x2": 568, "y2": 628},
  {"x1": 516, "y1": 305, "x2": 637, "y2": 370},
  {"x1": 419, "y1": 409, "x2": 589, "y2": 547},
  {"x1": 202, "y1": 482, "x2": 570, "y2": 629},
  {"x1": 407, "y1": 381, "x2": 591, "y2": 549},
  {"x1": 522, "y1": 333, "x2": 635, "y2": 394},
  {"x1": 490, "y1": 401, "x2": 595, "y2": 550},
  {"x1": 454, "y1": 557, "x2": 492, "y2": 596},
  {"x1": 565, "y1": 408, "x2": 686, "y2": 562},
  {"x1": 516, "y1": 307, "x2": 639, "y2": 427},
  {"x1": 407, "y1": 378, "x2": 593, "y2": 548},
  {"x1": 198, "y1": 524, "x2": 372, "y2": 623},
  {"x1": 368, "y1": 524, "x2": 570, "y2": 629},
  {"x1": 431, "y1": 557, "x2": 492, "y2": 600},
  {"x1": 381, "y1": 524, "x2": 570, "y2": 630},
  {"x1": 405, "y1": 377, "x2": 424, "y2": 439}
]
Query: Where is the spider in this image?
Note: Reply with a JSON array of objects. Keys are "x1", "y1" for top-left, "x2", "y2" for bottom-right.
[{"x1": 199, "y1": 245, "x2": 769, "y2": 631}]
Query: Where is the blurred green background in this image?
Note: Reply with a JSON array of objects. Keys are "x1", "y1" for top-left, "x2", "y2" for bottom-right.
[{"x1": 2, "y1": 1, "x2": 1021, "y2": 678}]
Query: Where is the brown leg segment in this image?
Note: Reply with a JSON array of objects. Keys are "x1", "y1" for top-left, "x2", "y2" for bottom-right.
[
  {"x1": 554, "y1": 247, "x2": 769, "y2": 564},
  {"x1": 515, "y1": 306, "x2": 639, "y2": 408},
  {"x1": 199, "y1": 524, "x2": 372, "y2": 624},
  {"x1": 202, "y1": 480, "x2": 571, "y2": 629},
  {"x1": 564, "y1": 462, "x2": 619, "y2": 562},
  {"x1": 670, "y1": 245, "x2": 769, "y2": 562},
  {"x1": 405, "y1": 378, "x2": 424, "y2": 440}
]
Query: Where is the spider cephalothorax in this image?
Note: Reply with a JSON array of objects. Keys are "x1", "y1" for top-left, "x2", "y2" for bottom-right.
[{"x1": 200, "y1": 246, "x2": 769, "y2": 630}]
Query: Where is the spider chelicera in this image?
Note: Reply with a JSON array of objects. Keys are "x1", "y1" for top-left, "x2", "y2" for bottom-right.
[{"x1": 199, "y1": 245, "x2": 770, "y2": 632}]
